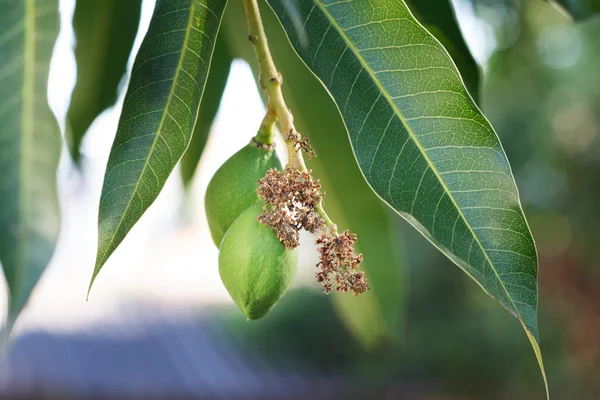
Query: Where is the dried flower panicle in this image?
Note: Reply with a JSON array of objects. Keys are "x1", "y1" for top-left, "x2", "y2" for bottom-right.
[
  {"x1": 286, "y1": 129, "x2": 316, "y2": 158},
  {"x1": 257, "y1": 166, "x2": 368, "y2": 295},
  {"x1": 316, "y1": 230, "x2": 368, "y2": 296},
  {"x1": 257, "y1": 167, "x2": 324, "y2": 248},
  {"x1": 257, "y1": 204, "x2": 301, "y2": 248}
]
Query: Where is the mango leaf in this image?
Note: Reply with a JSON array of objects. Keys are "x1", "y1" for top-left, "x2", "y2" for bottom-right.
[
  {"x1": 404, "y1": 0, "x2": 480, "y2": 101},
  {"x1": 0, "y1": 0, "x2": 61, "y2": 333},
  {"x1": 266, "y1": 0, "x2": 547, "y2": 392},
  {"x1": 551, "y1": 0, "x2": 600, "y2": 20},
  {"x1": 66, "y1": 0, "x2": 143, "y2": 164},
  {"x1": 180, "y1": 33, "x2": 232, "y2": 188},
  {"x1": 222, "y1": 2, "x2": 406, "y2": 348},
  {"x1": 90, "y1": 0, "x2": 228, "y2": 293},
  {"x1": 308, "y1": 126, "x2": 406, "y2": 349}
]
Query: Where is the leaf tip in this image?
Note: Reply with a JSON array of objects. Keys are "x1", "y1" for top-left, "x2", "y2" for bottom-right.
[
  {"x1": 523, "y1": 323, "x2": 550, "y2": 399},
  {"x1": 0, "y1": 312, "x2": 18, "y2": 354},
  {"x1": 86, "y1": 275, "x2": 96, "y2": 302},
  {"x1": 86, "y1": 261, "x2": 103, "y2": 302}
]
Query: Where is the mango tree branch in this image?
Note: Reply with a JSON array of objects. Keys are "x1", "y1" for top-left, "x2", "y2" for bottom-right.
[
  {"x1": 243, "y1": 0, "x2": 336, "y2": 231},
  {"x1": 243, "y1": 0, "x2": 306, "y2": 169}
]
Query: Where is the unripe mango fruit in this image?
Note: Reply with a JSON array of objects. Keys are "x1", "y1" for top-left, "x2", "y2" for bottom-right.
[
  {"x1": 205, "y1": 142, "x2": 281, "y2": 246},
  {"x1": 219, "y1": 201, "x2": 298, "y2": 320}
]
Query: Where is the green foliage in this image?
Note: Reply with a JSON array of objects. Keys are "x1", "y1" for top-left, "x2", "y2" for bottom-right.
[
  {"x1": 219, "y1": 201, "x2": 298, "y2": 319},
  {"x1": 248, "y1": 1, "x2": 407, "y2": 348},
  {"x1": 89, "y1": 0, "x2": 228, "y2": 293},
  {"x1": 66, "y1": 0, "x2": 143, "y2": 164},
  {"x1": 552, "y1": 0, "x2": 600, "y2": 20},
  {"x1": 180, "y1": 33, "x2": 233, "y2": 187},
  {"x1": 404, "y1": 0, "x2": 480, "y2": 101},
  {"x1": 0, "y1": 0, "x2": 558, "y2": 394},
  {"x1": 265, "y1": 0, "x2": 545, "y2": 388},
  {"x1": 0, "y1": 0, "x2": 61, "y2": 333},
  {"x1": 205, "y1": 142, "x2": 281, "y2": 246}
]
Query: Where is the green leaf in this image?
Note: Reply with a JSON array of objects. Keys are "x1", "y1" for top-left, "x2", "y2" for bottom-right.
[
  {"x1": 222, "y1": 2, "x2": 406, "y2": 348},
  {"x1": 404, "y1": 0, "x2": 480, "y2": 101},
  {"x1": 66, "y1": 0, "x2": 143, "y2": 164},
  {"x1": 0, "y1": 0, "x2": 61, "y2": 333},
  {"x1": 180, "y1": 33, "x2": 232, "y2": 188},
  {"x1": 90, "y1": 0, "x2": 228, "y2": 293},
  {"x1": 551, "y1": 0, "x2": 600, "y2": 20},
  {"x1": 312, "y1": 154, "x2": 405, "y2": 349},
  {"x1": 266, "y1": 0, "x2": 547, "y2": 392}
]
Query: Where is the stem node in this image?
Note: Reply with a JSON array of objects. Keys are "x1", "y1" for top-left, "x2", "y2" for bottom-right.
[{"x1": 269, "y1": 73, "x2": 282, "y2": 85}]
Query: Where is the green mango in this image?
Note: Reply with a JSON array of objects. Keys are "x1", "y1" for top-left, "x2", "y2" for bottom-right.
[
  {"x1": 219, "y1": 201, "x2": 298, "y2": 319},
  {"x1": 205, "y1": 142, "x2": 281, "y2": 246}
]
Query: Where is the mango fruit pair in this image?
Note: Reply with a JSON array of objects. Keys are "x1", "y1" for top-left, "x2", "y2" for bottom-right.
[{"x1": 205, "y1": 140, "x2": 297, "y2": 319}]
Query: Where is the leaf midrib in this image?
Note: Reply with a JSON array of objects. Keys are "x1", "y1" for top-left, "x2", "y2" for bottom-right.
[
  {"x1": 93, "y1": 1, "x2": 198, "y2": 280},
  {"x1": 313, "y1": 1, "x2": 524, "y2": 324}
]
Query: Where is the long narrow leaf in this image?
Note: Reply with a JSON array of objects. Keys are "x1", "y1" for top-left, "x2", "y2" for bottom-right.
[
  {"x1": 90, "y1": 0, "x2": 228, "y2": 292},
  {"x1": 180, "y1": 33, "x2": 232, "y2": 188},
  {"x1": 266, "y1": 0, "x2": 546, "y2": 392},
  {"x1": 66, "y1": 0, "x2": 143, "y2": 163},
  {"x1": 551, "y1": 0, "x2": 600, "y2": 20},
  {"x1": 404, "y1": 0, "x2": 480, "y2": 101},
  {"x1": 0, "y1": 0, "x2": 61, "y2": 332}
]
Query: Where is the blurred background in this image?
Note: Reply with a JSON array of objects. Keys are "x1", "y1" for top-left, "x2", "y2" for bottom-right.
[{"x1": 0, "y1": 0, "x2": 599, "y2": 399}]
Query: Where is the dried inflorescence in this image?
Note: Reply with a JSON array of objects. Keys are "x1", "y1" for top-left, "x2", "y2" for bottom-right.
[
  {"x1": 257, "y1": 167, "x2": 324, "y2": 248},
  {"x1": 257, "y1": 166, "x2": 368, "y2": 295},
  {"x1": 316, "y1": 231, "x2": 367, "y2": 295},
  {"x1": 286, "y1": 129, "x2": 316, "y2": 158}
]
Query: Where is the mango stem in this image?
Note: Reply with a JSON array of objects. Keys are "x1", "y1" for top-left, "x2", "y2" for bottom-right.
[
  {"x1": 253, "y1": 104, "x2": 277, "y2": 145},
  {"x1": 243, "y1": 0, "x2": 304, "y2": 169},
  {"x1": 243, "y1": 0, "x2": 336, "y2": 231}
]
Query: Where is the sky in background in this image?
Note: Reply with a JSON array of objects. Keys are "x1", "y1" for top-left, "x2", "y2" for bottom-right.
[{"x1": 0, "y1": 0, "x2": 494, "y2": 334}]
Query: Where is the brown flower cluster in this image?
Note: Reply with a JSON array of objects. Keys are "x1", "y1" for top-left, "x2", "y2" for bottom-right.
[
  {"x1": 316, "y1": 231, "x2": 367, "y2": 295},
  {"x1": 257, "y1": 167, "x2": 368, "y2": 296},
  {"x1": 286, "y1": 129, "x2": 316, "y2": 158},
  {"x1": 257, "y1": 167, "x2": 324, "y2": 248}
]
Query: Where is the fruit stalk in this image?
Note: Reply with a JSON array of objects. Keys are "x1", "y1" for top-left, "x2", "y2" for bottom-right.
[
  {"x1": 243, "y1": 0, "x2": 335, "y2": 231},
  {"x1": 243, "y1": 0, "x2": 301, "y2": 167},
  {"x1": 254, "y1": 103, "x2": 277, "y2": 146}
]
